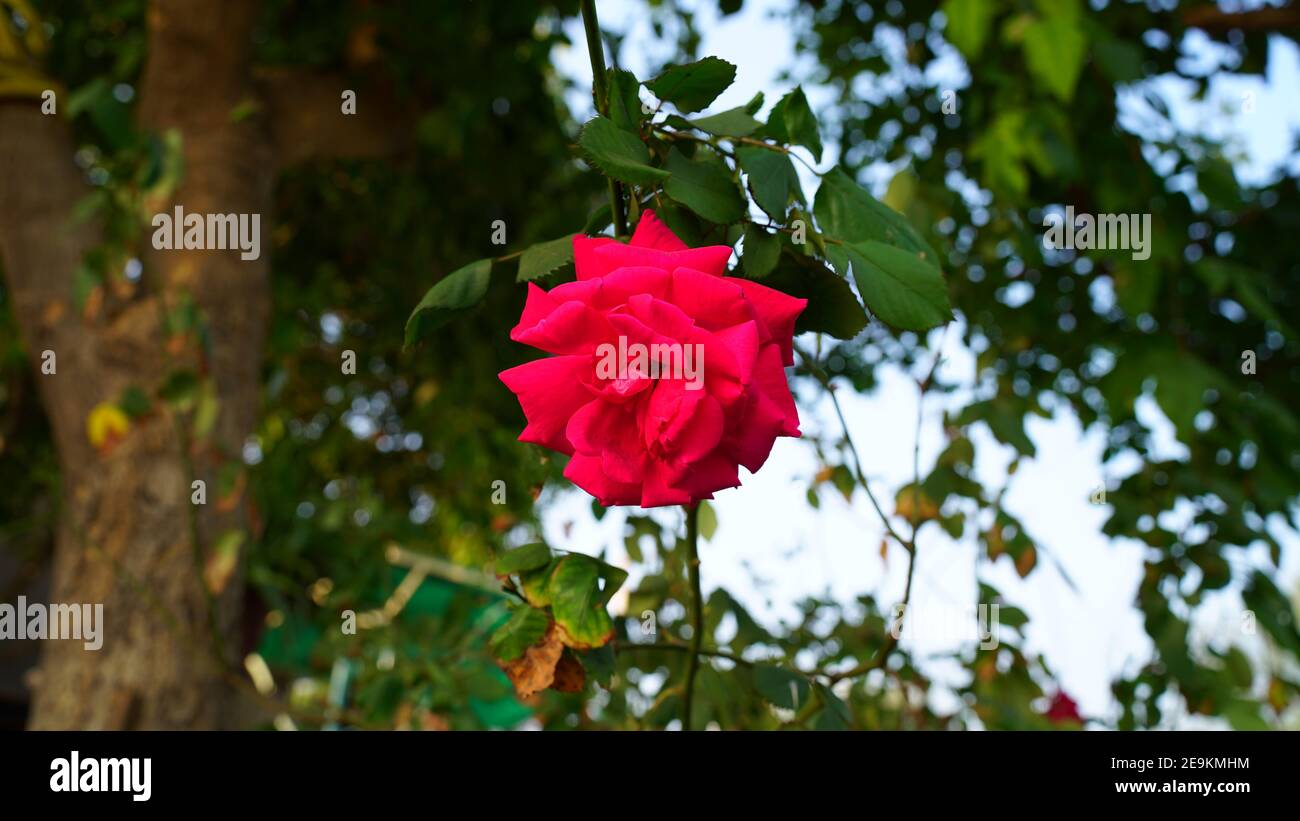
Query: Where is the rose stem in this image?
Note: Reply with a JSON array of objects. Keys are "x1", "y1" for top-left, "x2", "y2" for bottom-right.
[
  {"x1": 579, "y1": 0, "x2": 630, "y2": 238},
  {"x1": 681, "y1": 502, "x2": 703, "y2": 730}
]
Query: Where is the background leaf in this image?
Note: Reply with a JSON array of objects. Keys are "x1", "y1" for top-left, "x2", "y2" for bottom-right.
[
  {"x1": 942, "y1": 0, "x2": 995, "y2": 58},
  {"x1": 753, "y1": 663, "x2": 810, "y2": 710}
]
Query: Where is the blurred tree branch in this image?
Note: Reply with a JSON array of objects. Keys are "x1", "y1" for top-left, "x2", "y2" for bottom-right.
[{"x1": 1182, "y1": 5, "x2": 1300, "y2": 34}]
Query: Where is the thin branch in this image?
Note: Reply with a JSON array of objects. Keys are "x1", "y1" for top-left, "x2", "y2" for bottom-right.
[
  {"x1": 908, "y1": 326, "x2": 948, "y2": 542},
  {"x1": 745, "y1": 218, "x2": 844, "y2": 245},
  {"x1": 615, "y1": 640, "x2": 753, "y2": 668},
  {"x1": 655, "y1": 127, "x2": 737, "y2": 158},
  {"x1": 655, "y1": 126, "x2": 822, "y2": 175},
  {"x1": 798, "y1": 345, "x2": 911, "y2": 551},
  {"x1": 796, "y1": 342, "x2": 926, "y2": 683},
  {"x1": 385, "y1": 542, "x2": 506, "y2": 596},
  {"x1": 823, "y1": 535, "x2": 916, "y2": 683},
  {"x1": 730, "y1": 135, "x2": 822, "y2": 174}
]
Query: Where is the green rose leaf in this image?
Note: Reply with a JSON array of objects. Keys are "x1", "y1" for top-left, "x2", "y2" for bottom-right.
[
  {"x1": 607, "y1": 68, "x2": 645, "y2": 133},
  {"x1": 697, "y1": 500, "x2": 718, "y2": 541},
  {"x1": 488, "y1": 604, "x2": 551, "y2": 662},
  {"x1": 578, "y1": 643, "x2": 616, "y2": 687},
  {"x1": 1243, "y1": 572, "x2": 1300, "y2": 658},
  {"x1": 546, "y1": 555, "x2": 611, "y2": 652},
  {"x1": 762, "y1": 87, "x2": 822, "y2": 161},
  {"x1": 516, "y1": 234, "x2": 577, "y2": 282},
  {"x1": 814, "y1": 167, "x2": 939, "y2": 261},
  {"x1": 548, "y1": 554, "x2": 623, "y2": 649},
  {"x1": 519, "y1": 557, "x2": 560, "y2": 608},
  {"x1": 593, "y1": 556, "x2": 629, "y2": 607},
  {"x1": 842, "y1": 239, "x2": 951, "y2": 331},
  {"x1": 663, "y1": 147, "x2": 746, "y2": 224},
  {"x1": 495, "y1": 542, "x2": 553, "y2": 576},
  {"x1": 742, "y1": 223, "x2": 782, "y2": 280},
  {"x1": 780, "y1": 86, "x2": 822, "y2": 162},
  {"x1": 737, "y1": 146, "x2": 802, "y2": 219},
  {"x1": 583, "y1": 203, "x2": 613, "y2": 235},
  {"x1": 1149, "y1": 349, "x2": 1227, "y2": 443},
  {"x1": 690, "y1": 105, "x2": 763, "y2": 137},
  {"x1": 578, "y1": 116, "x2": 670, "y2": 186},
  {"x1": 405, "y1": 257, "x2": 493, "y2": 346},
  {"x1": 646, "y1": 56, "x2": 737, "y2": 113},
  {"x1": 763, "y1": 254, "x2": 868, "y2": 340}
]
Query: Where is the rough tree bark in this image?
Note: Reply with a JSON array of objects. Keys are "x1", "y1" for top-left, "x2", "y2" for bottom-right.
[{"x1": 0, "y1": 0, "x2": 408, "y2": 728}]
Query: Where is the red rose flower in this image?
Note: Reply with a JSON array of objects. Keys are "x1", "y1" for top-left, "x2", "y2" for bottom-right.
[
  {"x1": 499, "y1": 211, "x2": 806, "y2": 507},
  {"x1": 1046, "y1": 691, "x2": 1084, "y2": 725}
]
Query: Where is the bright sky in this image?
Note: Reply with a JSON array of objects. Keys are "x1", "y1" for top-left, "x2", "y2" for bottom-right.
[{"x1": 543, "y1": 0, "x2": 1300, "y2": 728}]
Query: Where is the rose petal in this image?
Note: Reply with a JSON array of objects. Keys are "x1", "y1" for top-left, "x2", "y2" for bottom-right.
[
  {"x1": 574, "y1": 235, "x2": 622, "y2": 280},
  {"x1": 624, "y1": 293, "x2": 698, "y2": 340},
  {"x1": 593, "y1": 242, "x2": 733, "y2": 280},
  {"x1": 735, "y1": 279, "x2": 807, "y2": 366},
  {"x1": 645, "y1": 383, "x2": 724, "y2": 465},
  {"x1": 590, "y1": 266, "x2": 672, "y2": 308},
  {"x1": 499, "y1": 356, "x2": 594, "y2": 454},
  {"x1": 564, "y1": 454, "x2": 641, "y2": 506},
  {"x1": 670, "y1": 451, "x2": 741, "y2": 499},
  {"x1": 630, "y1": 209, "x2": 689, "y2": 251},
  {"x1": 565, "y1": 400, "x2": 650, "y2": 486},
  {"x1": 709, "y1": 320, "x2": 760, "y2": 390},
  {"x1": 670, "y1": 267, "x2": 758, "y2": 332},
  {"x1": 511, "y1": 299, "x2": 614, "y2": 355},
  {"x1": 639, "y1": 461, "x2": 695, "y2": 507},
  {"x1": 751, "y1": 342, "x2": 800, "y2": 437},
  {"x1": 721, "y1": 388, "x2": 786, "y2": 473}
]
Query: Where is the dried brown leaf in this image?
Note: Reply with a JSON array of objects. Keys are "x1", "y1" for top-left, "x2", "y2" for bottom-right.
[{"x1": 502, "y1": 622, "x2": 564, "y2": 699}]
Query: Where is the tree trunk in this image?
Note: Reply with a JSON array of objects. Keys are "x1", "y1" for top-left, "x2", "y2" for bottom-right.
[
  {"x1": 0, "y1": 0, "x2": 267, "y2": 729},
  {"x1": 0, "y1": 0, "x2": 411, "y2": 729}
]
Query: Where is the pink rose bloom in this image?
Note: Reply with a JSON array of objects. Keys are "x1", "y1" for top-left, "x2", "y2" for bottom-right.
[{"x1": 499, "y1": 211, "x2": 805, "y2": 507}]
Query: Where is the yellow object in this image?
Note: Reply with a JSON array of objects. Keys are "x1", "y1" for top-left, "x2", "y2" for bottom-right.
[
  {"x1": 0, "y1": 0, "x2": 58, "y2": 101},
  {"x1": 86, "y1": 402, "x2": 130, "y2": 451}
]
